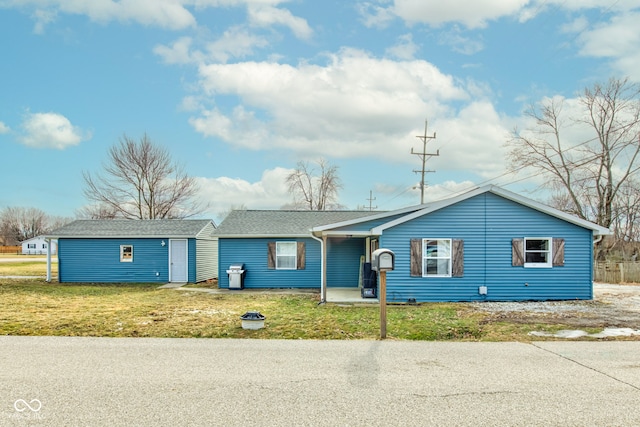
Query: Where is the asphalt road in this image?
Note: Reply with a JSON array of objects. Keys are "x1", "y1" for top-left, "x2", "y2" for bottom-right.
[{"x1": 1, "y1": 337, "x2": 639, "y2": 426}]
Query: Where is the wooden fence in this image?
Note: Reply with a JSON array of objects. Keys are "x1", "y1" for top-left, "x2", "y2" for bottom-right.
[
  {"x1": 0, "y1": 246, "x2": 21, "y2": 254},
  {"x1": 594, "y1": 261, "x2": 640, "y2": 284}
]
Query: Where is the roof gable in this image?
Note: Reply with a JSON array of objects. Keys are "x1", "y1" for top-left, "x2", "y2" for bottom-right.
[
  {"x1": 370, "y1": 185, "x2": 611, "y2": 236},
  {"x1": 48, "y1": 219, "x2": 216, "y2": 239}
]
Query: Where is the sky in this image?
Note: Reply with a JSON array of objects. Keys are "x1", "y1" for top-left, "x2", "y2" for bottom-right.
[{"x1": 2, "y1": 0, "x2": 640, "y2": 223}]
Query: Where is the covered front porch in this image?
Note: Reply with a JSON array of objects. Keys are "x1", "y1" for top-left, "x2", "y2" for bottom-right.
[{"x1": 311, "y1": 231, "x2": 381, "y2": 303}]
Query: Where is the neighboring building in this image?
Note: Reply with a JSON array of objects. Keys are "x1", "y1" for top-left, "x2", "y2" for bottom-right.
[
  {"x1": 215, "y1": 185, "x2": 610, "y2": 302},
  {"x1": 21, "y1": 236, "x2": 57, "y2": 255},
  {"x1": 47, "y1": 219, "x2": 217, "y2": 283}
]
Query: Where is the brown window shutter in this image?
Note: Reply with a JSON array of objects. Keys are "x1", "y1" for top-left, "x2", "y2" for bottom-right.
[
  {"x1": 267, "y1": 242, "x2": 275, "y2": 269},
  {"x1": 452, "y1": 239, "x2": 464, "y2": 277},
  {"x1": 297, "y1": 242, "x2": 306, "y2": 270},
  {"x1": 512, "y1": 238, "x2": 524, "y2": 266},
  {"x1": 410, "y1": 239, "x2": 422, "y2": 277},
  {"x1": 552, "y1": 238, "x2": 565, "y2": 266}
]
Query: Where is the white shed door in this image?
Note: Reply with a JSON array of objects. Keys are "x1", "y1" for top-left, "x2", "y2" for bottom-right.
[{"x1": 169, "y1": 239, "x2": 188, "y2": 282}]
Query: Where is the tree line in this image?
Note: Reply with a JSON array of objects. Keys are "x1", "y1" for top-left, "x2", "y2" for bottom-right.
[{"x1": 0, "y1": 207, "x2": 71, "y2": 245}]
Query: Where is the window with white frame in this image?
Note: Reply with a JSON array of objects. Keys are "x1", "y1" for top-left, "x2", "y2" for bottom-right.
[
  {"x1": 422, "y1": 239, "x2": 452, "y2": 277},
  {"x1": 524, "y1": 238, "x2": 552, "y2": 267},
  {"x1": 276, "y1": 241, "x2": 297, "y2": 269},
  {"x1": 27, "y1": 243, "x2": 36, "y2": 249},
  {"x1": 120, "y1": 245, "x2": 133, "y2": 262}
]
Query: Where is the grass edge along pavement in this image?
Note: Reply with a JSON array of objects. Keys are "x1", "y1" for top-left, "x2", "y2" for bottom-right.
[{"x1": 2, "y1": 278, "x2": 635, "y2": 341}]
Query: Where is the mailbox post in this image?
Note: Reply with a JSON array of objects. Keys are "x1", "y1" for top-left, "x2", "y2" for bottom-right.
[{"x1": 371, "y1": 249, "x2": 395, "y2": 339}]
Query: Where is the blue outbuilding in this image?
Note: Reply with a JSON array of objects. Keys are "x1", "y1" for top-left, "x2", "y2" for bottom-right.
[
  {"x1": 47, "y1": 219, "x2": 217, "y2": 283},
  {"x1": 215, "y1": 185, "x2": 610, "y2": 302}
]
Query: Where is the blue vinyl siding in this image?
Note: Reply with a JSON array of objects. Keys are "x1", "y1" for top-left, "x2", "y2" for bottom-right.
[
  {"x1": 326, "y1": 237, "x2": 366, "y2": 287},
  {"x1": 218, "y1": 238, "x2": 320, "y2": 288},
  {"x1": 58, "y1": 238, "x2": 197, "y2": 283},
  {"x1": 59, "y1": 238, "x2": 169, "y2": 283},
  {"x1": 380, "y1": 193, "x2": 594, "y2": 302}
]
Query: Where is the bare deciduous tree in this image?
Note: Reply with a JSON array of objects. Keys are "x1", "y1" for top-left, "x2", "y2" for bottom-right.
[
  {"x1": 508, "y1": 77, "x2": 640, "y2": 231},
  {"x1": 82, "y1": 134, "x2": 202, "y2": 219},
  {"x1": 0, "y1": 207, "x2": 72, "y2": 244},
  {"x1": 285, "y1": 159, "x2": 343, "y2": 210}
]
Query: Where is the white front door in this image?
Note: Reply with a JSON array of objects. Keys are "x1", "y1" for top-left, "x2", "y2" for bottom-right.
[{"x1": 169, "y1": 239, "x2": 188, "y2": 282}]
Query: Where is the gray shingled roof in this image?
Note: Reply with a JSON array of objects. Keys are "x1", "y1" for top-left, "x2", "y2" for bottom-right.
[
  {"x1": 48, "y1": 219, "x2": 215, "y2": 238},
  {"x1": 213, "y1": 210, "x2": 379, "y2": 236}
]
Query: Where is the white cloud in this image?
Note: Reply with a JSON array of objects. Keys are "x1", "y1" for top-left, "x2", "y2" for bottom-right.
[
  {"x1": 385, "y1": 33, "x2": 419, "y2": 59},
  {"x1": 428, "y1": 101, "x2": 512, "y2": 179},
  {"x1": 153, "y1": 36, "x2": 201, "y2": 64},
  {"x1": 187, "y1": 49, "x2": 523, "y2": 183},
  {"x1": 195, "y1": 167, "x2": 293, "y2": 217},
  {"x1": 9, "y1": 0, "x2": 197, "y2": 32},
  {"x1": 357, "y1": 2, "x2": 398, "y2": 28},
  {"x1": 438, "y1": 27, "x2": 484, "y2": 55},
  {"x1": 154, "y1": 28, "x2": 270, "y2": 65},
  {"x1": 0, "y1": 121, "x2": 10, "y2": 134},
  {"x1": 191, "y1": 48, "x2": 470, "y2": 162},
  {"x1": 206, "y1": 26, "x2": 270, "y2": 62},
  {"x1": 247, "y1": 4, "x2": 313, "y2": 39},
  {"x1": 423, "y1": 180, "x2": 479, "y2": 202},
  {"x1": 7, "y1": 0, "x2": 311, "y2": 35},
  {"x1": 572, "y1": 12, "x2": 640, "y2": 80},
  {"x1": 391, "y1": 0, "x2": 529, "y2": 29},
  {"x1": 20, "y1": 112, "x2": 90, "y2": 149},
  {"x1": 31, "y1": 8, "x2": 57, "y2": 34}
]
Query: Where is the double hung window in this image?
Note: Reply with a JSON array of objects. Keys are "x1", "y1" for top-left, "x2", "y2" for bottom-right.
[
  {"x1": 276, "y1": 242, "x2": 297, "y2": 270},
  {"x1": 422, "y1": 239, "x2": 452, "y2": 277}
]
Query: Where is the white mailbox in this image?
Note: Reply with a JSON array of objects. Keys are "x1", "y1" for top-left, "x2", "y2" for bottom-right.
[{"x1": 372, "y1": 248, "x2": 395, "y2": 272}]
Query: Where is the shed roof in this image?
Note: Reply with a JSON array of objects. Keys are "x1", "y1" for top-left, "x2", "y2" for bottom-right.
[
  {"x1": 213, "y1": 210, "x2": 380, "y2": 237},
  {"x1": 48, "y1": 219, "x2": 215, "y2": 239}
]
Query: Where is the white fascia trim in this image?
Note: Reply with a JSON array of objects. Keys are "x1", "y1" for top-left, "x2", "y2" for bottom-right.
[
  {"x1": 315, "y1": 231, "x2": 376, "y2": 237},
  {"x1": 310, "y1": 206, "x2": 424, "y2": 233},
  {"x1": 216, "y1": 234, "x2": 312, "y2": 239}
]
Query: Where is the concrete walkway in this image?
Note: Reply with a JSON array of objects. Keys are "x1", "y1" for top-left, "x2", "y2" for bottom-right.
[{"x1": 1, "y1": 336, "x2": 639, "y2": 426}]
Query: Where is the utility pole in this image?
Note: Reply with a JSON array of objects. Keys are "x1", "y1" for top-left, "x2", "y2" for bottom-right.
[
  {"x1": 411, "y1": 119, "x2": 438, "y2": 204},
  {"x1": 366, "y1": 190, "x2": 377, "y2": 211}
]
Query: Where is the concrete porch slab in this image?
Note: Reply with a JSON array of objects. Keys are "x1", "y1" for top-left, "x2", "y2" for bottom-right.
[{"x1": 326, "y1": 287, "x2": 378, "y2": 303}]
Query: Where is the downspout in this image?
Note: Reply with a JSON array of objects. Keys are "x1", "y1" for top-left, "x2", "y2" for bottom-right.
[
  {"x1": 592, "y1": 233, "x2": 604, "y2": 298},
  {"x1": 310, "y1": 232, "x2": 326, "y2": 303},
  {"x1": 593, "y1": 234, "x2": 603, "y2": 246},
  {"x1": 592, "y1": 233, "x2": 604, "y2": 262}
]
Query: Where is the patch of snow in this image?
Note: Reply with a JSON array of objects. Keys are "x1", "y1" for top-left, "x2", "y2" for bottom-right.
[{"x1": 529, "y1": 328, "x2": 640, "y2": 338}]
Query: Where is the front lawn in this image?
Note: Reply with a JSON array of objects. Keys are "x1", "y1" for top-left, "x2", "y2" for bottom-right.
[{"x1": 0, "y1": 279, "x2": 583, "y2": 340}]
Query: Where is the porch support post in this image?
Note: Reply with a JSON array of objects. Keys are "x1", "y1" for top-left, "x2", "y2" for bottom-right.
[
  {"x1": 45, "y1": 238, "x2": 52, "y2": 282},
  {"x1": 321, "y1": 235, "x2": 327, "y2": 301}
]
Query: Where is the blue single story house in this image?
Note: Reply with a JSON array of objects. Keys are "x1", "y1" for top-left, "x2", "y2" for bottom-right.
[
  {"x1": 215, "y1": 185, "x2": 611, "y2": 302},
  {"x1": 46, "y1": 219, "x2": 217, "y2": 283}
]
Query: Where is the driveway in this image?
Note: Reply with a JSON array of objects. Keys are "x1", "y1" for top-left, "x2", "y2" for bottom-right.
[
  {"x1": 1, "y1": 337, "x2": 639, "y2": 426},
  {"x1": 472, "y1": 283, "x2": 640, "y2": 329}
]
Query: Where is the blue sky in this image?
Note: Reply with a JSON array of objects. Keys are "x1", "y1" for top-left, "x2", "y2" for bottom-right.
[{"x1": 1, "y1": 0, "x2": 639, "y2": 223}]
